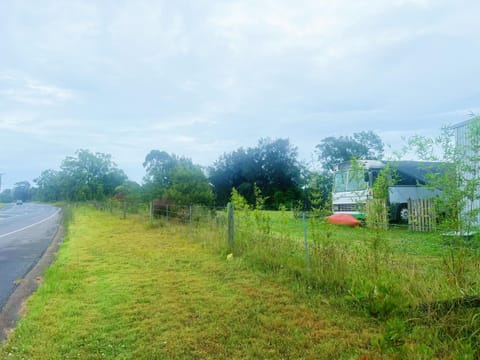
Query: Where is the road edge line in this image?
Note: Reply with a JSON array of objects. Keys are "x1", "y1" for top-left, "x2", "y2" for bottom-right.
[
  {"x1": 0, "y1": 213, "x2": 65, "y2": 344},
  {"x1": 0, "y1": 209, "x2": 61, "y2": 239}
]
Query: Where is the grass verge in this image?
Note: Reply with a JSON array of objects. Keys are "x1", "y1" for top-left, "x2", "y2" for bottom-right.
[{"x1": 0, "y1": 206, "x2": 380, "y2": 359}]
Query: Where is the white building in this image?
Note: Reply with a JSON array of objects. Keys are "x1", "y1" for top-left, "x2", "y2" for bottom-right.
[{"x1": 452, "y1": 117, "x2": 480, "y2": 228}]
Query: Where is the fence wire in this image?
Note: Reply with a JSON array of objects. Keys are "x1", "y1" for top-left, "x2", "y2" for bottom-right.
[{"x1": 88, "y1": 200, "x2": 480, "y2": 311}]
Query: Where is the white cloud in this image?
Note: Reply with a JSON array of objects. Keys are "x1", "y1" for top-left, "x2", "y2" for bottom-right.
[
  {"x1": 1, "y1": 72, "x2": 76, "y2": 106},
  {"x1": 0, "y1": 0, "x2": 479, "y2": 186},
  {"x1": 152, "y1": 117, "x2": 215, "y2": 131},
  {"x1": 0, "y1": 111, "x2": 79, "y2": 137},
  {"x1": 2, "y1": 82, "x2": 74, "y2": 106},
  {"x1": 105, "y1": 1, "x2": 190, "y2": 64}
]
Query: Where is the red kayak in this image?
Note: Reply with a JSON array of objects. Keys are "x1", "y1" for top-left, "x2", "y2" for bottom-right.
[{"x1": 326, "y1": 213, "x2": 360, "y2": 227}]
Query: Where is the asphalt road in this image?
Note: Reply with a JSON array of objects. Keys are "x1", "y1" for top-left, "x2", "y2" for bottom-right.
[{"x1": 0, "y1": 203, "x2": 61, "y2": 310}]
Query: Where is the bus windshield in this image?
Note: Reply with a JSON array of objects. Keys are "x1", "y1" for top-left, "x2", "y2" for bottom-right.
[
  {"x1": 334, "y1": 170, "x2": 367, "y2": 192},
  {"x1": 334, "y1": 171, "x2": 348, "y2": 192}
]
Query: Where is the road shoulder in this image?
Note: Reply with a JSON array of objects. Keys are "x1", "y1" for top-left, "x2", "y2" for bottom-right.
[{"x1": 0, "y1": 224, "x2": 65, "y2": 343}]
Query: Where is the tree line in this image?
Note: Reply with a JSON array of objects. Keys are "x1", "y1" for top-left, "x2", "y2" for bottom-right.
[{"x1": 0, "y1": 131, "x2": 384, "y2": 210}]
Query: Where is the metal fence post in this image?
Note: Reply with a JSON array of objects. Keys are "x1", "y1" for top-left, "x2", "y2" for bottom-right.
[
  {"x1": 166, "y1": 205, "x2": 169, "y2": 223},
  {"x1": 123, "y1": 201, "x2": 127, "y2": 219},
  {"x1": 302, "y1": 212, "x2": 310, "y2": 274}
]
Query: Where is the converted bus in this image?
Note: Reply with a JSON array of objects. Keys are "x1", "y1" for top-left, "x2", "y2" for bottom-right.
[{"x1": 332, "y1": 160, "x2": 442, "y2": 222}]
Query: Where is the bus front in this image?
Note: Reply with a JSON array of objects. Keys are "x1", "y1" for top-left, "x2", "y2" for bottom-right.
[{"x1": 331, "y1": 162, "x2": 371, "y2": 220}]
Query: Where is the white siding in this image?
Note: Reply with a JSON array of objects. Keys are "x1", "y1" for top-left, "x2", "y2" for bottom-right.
[{"x1": 455, "y1": 120, "x2": 480, "y2": 227}]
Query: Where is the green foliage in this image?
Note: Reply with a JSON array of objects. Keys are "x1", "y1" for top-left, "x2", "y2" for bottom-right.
[
  {"x1": 230, "y1": 188, "x2": 249, "y2": 210},
  {"x1": 62, "y1": 149, "x2": 127, "y2": 201},
  {"x1": 209, "y1": 138, "x2": 304, "y2": 208},
  {"x1": 114, "y1": 180, "x2": 143, "y2": 203},
  {"x1": 142, "y1": 150, "x2": 213, "y2": 206},
  {"x1": 303, "y1": 170, "x2": 332, "y2": 212},
  {"x1": 406, "y1": 116, "x2": 480, "y2": 233},
  {"x1": 33, "y1": 149, "x2": 127, "y2": 202},
  {"x1": 372, "y1": 165, "x2": 394, "y2": 200},
  {"x1": 33, "y1": 169, "x2": 61, "y2": 201},
  {"x1": 163, "y1": 166, "x2": 214, "y2": 206},
  {"x1": 253, "y1": 183, "x2": 265, "y2": 210},
  {"x1": 13, "y1": 181, "x2": 32, "y2": 202},
  {"x1": 316, "y1": 130, "x2": 384, "y2": 171},
  {"x1": 0, "y1": 188, "x2": 14, "y2": 203}
]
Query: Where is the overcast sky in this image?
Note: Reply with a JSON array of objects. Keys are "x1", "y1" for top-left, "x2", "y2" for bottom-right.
[{"x1": 1, "y1": 0, "x2": 479, "y2": 188}]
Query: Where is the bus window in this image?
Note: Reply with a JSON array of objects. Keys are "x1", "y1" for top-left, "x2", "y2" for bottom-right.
[
  {"x1": 347, "y1": 170, "x2": 367, "y2": 191},
  {"x1": 334, "y1": 171, "x2": 347, "y2": 192}
]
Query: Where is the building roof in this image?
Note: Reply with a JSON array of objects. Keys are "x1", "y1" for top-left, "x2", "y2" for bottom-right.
[
  {"x1": 386, "y1": 161, "x2": 447, "y2": 184},
  {"x1": 451, "y1": 119, "x2": 472, "y2": 129}
]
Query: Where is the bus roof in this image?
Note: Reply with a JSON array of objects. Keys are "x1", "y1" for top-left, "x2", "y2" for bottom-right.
[
  {"x1": 336, "y1": 160, "x2": 446, "y2": 184},
  {"x1": 387, "y1": 161, "x2": 446, "y2": 184}
]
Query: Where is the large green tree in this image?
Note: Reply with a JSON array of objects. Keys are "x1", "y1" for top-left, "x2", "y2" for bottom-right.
[
  {"x1": 316, "y1": 131, "x2": 384, "y2": 171},
  {"x1": 164, "y1": 167, "x2": 214, "y2": 206},
  {"x1": 34, "y1": 149, "x2": 127, "y2": 202},
  {"x1": 209, "y1": 147, "x2": 255, "y2": 206},
  {"x1": 13, "y1": 181, "x2": 32, "y2": 202},
  {"x1": 60, "y1": 149, "x2": 127, "y2": 201},
  {"x1": 114, "y1": 180, "x2": 143, "y2": 203},
  {"x1": 209, "y1": 138, "x2": 303, "y2": 208},
  {"x1": 142, "y1": 150, "x2": 213, "y2": 206},
  {"x1": 34, "y1": 169, "x2": 62, "y2": 202}
]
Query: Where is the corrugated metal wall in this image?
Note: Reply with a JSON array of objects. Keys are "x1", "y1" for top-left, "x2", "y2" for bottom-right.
[{"x1": 455, "y1": 120, "x2": 480, "y2": 227}]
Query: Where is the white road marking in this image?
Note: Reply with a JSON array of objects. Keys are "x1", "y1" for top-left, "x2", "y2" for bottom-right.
[{"x1": 0, "y1": 209, "x2": 60, "y2": 239}]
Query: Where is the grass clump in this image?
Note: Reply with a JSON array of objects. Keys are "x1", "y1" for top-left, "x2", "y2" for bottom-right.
[
  {"x1": 190, "y1": 207, "x2": 480, "y2": 358},
  {"x1": 0, "y1": 206, "x2": 380, "y2": 359}
]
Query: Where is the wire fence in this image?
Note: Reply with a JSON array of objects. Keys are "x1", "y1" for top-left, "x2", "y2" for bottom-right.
[{"x1": 85, "y1": 199, "x2": 480, "y2": 317}]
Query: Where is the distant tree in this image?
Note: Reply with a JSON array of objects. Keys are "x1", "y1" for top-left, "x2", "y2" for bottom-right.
[
  {"x1": 0, "y1": 189, "x2": 14, "y2": 203},
  {"x1": 114, "y1": 180, "x2": 143, "y2": 203},
  {"x1": 143, "y1": 150, "x2": 178, "y2": 184},
  {"x1": 209, "y1": 147, "x2": 255, "y2": 206},
  {"x1": 164, "y1": 166, "x2": 214, "y2": 206},
  {"x1": 60, "y1": 149, "x2": 127, "y2": 201},
  {"x1": 34, "y1": 169, "x2": 62, "y2": 202},
  {"x1": 316, "y1": 130, "x2": 384, "y2": 171},
  {"x1": 302, "y1": 170, "x2": 333, "y2": 212},
  {"x1": 142, "y1": 150, "x2": 213, "y2": 206},
  {"x1": 209, "y1": 138, "x2": 303, "y2": 208},
  {"x1": 13, "y1": 181, "x2": 31, "y2": 202}
]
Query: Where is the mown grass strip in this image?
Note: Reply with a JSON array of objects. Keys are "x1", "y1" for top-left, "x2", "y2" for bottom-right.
[{"x1": 0, "y1": 206, "x2": 379, "y2": 359}]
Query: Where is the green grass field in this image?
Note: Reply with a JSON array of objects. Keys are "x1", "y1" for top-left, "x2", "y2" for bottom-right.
[
  {"x1": 1, "y1": 205, "x2": 478, "y2": 359},
  {"x1": 0, "y1": 206, "x2": 381, "y2": 359}
]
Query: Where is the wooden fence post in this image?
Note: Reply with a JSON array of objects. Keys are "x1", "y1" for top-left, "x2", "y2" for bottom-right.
[
  {"x1": 227, "y1": 203, "x2": 234, "y2": 252},
  {"x1": 149, "y1": 201, "x2": 153, "y2": 223},
  {"x1": 189, "y1": 205, "x2": 193, "y2": 237}
]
